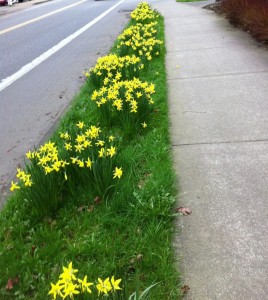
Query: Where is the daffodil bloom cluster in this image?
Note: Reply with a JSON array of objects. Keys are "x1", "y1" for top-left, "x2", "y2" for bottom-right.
[
  {"x1": 85, "y1": 54, "x2": 141, "y2": 89},
  {"x1": 91, "y1": 78, "x2": 155, "y2": 131},
  {"x1": 13, "y1": 142, "x2": 62, "y2": 188},
  {"x1": 9, "y1": 141, "x2": 68, "y2": 217},
  {"x1": 10, "y1": 123, "x2": 123, "y2": 215},
  {"x1": 59, "y1": 123, "x2": 123, "y2": 193},
  {"x1": 10, "y1": 124, "x2": 121, "y2": 188},
  {"x1": 30, "y1": 142, "x2": 68, "y2": 175},
  {"x1": 48, "y1": 262, "x2": 122, "y2": 299},
  {"x1": 10, "y1": 168, "x2": 32, "y2": 191},
  {"x1": 130, "y1": 2, "x2": 157, "y2": 23},
  {"x1": 84, "y1": 2, "x2": 162, "y2": 135},
  {"x1": 11, "y1": 141, "x2": 66, "y2": 191},
  {"x1": 60, "y1": 122, "x2": 119, "y2": 166},
  {"x1": 60, "y1": 124, "x2": 102, "y2": 167},
  {"x1": 117, "y1": 21, "x2": 163, "y2": 61},
  {"x1": 91, "y1": 78, "x2": 155, "y2": 110}
]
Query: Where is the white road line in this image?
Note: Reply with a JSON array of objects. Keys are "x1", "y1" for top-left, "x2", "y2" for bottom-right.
[
  {"x1": 0, "y1": 0, "x2": 126, "y2": 92},
  {"x1": 0, "y1": 0, "x2": 87, "y2": 35},
  {"x1": 0, "y1": 0, "x2": 66, "y2": 20}
]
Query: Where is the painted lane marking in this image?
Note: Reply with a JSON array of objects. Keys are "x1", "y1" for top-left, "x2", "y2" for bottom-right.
[
  {"x1": 0, "y1": 0, "x2": 64, "y2": 20},
  {"x1": 0, "y1": 0, "x2": 125, "y2": 92},
  {"x1": 0, "y1": 0, "x2": 87, "y2": 35}
]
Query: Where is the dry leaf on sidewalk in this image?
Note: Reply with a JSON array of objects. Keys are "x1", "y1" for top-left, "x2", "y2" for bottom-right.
[
  {"x1": 175, "y1": 207, "x2": 192, "y2": 215},
  {"x1": 181, "y1": 285, "x2": 190, "y2": 294}
]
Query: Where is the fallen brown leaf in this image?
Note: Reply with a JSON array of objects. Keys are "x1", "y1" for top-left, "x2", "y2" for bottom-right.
[
  {"x1": 6, "y1": 279, "x2": 13, "y2": 290},
  {"x1": 136, "y1": 254, "x2": 143, "y2": 262},
  {"x1": 45, "y1": 217, "x2": 53, "y2": 224},
  {"x1": 130, "y1": 258, "x2": 135, "y2": 264},
  {"x1": 31, "y1": 245, "x2": 36, "y2": 256},
  {"x1": 181, "y1": 285, "x2": 190, "y2": 294},
  {"x1": 138, "y1": 173, "x2": 152, "y2": 189},
  {"x1": 175, "y1": 207, "x2": 192, "y2": 215},
  {"x1": 128, "y1": 266, "x2": 136, "y2": 274},
  {"x1": 94, "y1": 196, "x2": 102, "y2": 205},
  {"x1": 77, "y1": 205, "x2": 86, "y2": 212},
  {"x1": 87, "y1": 205, "x2": 94, "y2": 213},
  {"x1": 130, "y1": 254, "x2": 143, "y2": 265},
  {"x1": 50, "y1": 220, "x2": 57, "y2": 227},
  {"x1": 6, "y1": 277, "x2": 19, "y2": 290},
  {"x1": 138, "y1": 179, "x2": 145, "y2": 190}
]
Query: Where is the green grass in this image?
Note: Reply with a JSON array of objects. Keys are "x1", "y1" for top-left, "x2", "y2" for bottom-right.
[{"x1": 0, "y1": 15, "x2": 181, "y2": 300}]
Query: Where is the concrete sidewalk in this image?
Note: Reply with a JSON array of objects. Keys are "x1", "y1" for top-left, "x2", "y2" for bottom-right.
[{"x1": 154, "y1": 0, "x2": 268, "y2": 299}]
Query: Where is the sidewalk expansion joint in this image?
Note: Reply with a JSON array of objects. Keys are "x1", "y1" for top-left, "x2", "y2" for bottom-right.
[
  {"x1": 172, "y1": 138, "x2": 268, "y2": 147},
  {"x1": 167, "y1": 70, "x2": 268, "y2": 81},
  {"x1": 167, "y1": 46, "x2": 232, "y2": 53}
]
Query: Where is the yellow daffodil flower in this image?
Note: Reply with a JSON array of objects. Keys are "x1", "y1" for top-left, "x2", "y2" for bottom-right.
[
  {"x1": 96, "y1": 140, "x2": 105, "y2": 147},
  {"x1": 111, "y1": 276, "x2": 122, "y2": 291},
  {"x1": 76, "y1": 134, "x2": 86, "y2": 144},
  {"x1": 107, "y1": 146, "x2": 116, "y2": 157},
  {"x1": 108, "y1": 135, "x2": 115, "y2": 142},
  {"x1": 98, "y1": 148, "x2": 105, "y2": 158},
  {"x1": 48, "y1": 282, "x2": 64, "y2": 300},
  {"x1": 96, "y1": 277, "x2": 112, "y2": 295},
  {"x1": 10, "y1": 181, "x2": 20, "y2": 192},
  {"x1": 78, "y1": 275, "x2": 93, "y2": 294},
  {"x1": 62, "y1": 282, "x2": 80, "y2": 299},
  {"x1": 113, "y1": 167, "x2": 123, "y2": 179},
  {"x1": 83, "y1": 140, "x2": 92, "y2": 148},
  {"x1": 59, "y1": 262, "x2": 78, "y2": 282},
  {"x1": 85, "y1": 157, "x2": 93, "y2": 169},
  {"x1": 76, "y1": 121, "x2": 85, "y2": 129},
  {"x1": 78, "y1": 160, "x2": 85, "y2": 168},
  {"x1": 71, "y1": 157, "x2": 78, "y2": 164},
  {"x1": 75, "y1": 144, "x2": 84, "y2": 153}
]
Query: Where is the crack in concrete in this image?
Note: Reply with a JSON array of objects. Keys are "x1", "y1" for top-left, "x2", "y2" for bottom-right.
[
  {"x1": 172, "y1": 138, "x2": 268, "y2": 147},
  {"x1": 167, "y1": 70, "x2": 268, "y2": 81},
  {"x1": 167, "y1": 45, "x2": 241, "y2": 53},
  {"x1": 183, "y1": 110, "x2": 207, "y2": 114}
]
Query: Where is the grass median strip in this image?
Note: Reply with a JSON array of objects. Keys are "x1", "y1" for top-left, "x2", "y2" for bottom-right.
[{"x1": 0, "y1": 3, "x2": 181, "y2": 299}]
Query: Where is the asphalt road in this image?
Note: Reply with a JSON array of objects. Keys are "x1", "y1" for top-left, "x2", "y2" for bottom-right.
[{"x1": 0, "y1": 0, "x2": 161, "y2": 205}]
